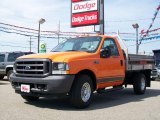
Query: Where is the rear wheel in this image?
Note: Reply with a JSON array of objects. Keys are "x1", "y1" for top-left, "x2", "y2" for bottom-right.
[
  {"x1": 133, "y1": 74, "x2": 146, "y2": 95},
  {"x1": 0, "y1": 75, "x2": 4, "y2": 80},
  {"x1": 70, "y1": 75, "x2": 93, "y2": 108},
  {"x1": 21, "y1": 95, "x2": 39, "y2": 101},
  {"x1": 7, "y1": 70, "x2": 13, "y2": 81}
]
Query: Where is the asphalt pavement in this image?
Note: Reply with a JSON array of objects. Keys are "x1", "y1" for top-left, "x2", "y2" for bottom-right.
[{"x1": 0, "y1": 78, "x2": 160, "y2": 120}]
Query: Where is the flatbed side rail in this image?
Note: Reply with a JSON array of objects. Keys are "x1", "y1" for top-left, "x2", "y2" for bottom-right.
[{"x1": 127, "y1": 54, "x2": 155, "y2": 71}]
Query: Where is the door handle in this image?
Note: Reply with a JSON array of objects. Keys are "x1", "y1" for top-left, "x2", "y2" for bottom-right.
[{"x1": 120, "y1": 60, "x2": 123, "y2": 66}]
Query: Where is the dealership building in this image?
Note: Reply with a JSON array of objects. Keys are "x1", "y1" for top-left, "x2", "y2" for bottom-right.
[{"x1": 153, "y1": 49, "x2": 160, "y2": 66}]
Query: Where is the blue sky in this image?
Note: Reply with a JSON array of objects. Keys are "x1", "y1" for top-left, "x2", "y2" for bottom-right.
[{"x1": 0, "y1": 0, "x2": 159, "y2": 54}]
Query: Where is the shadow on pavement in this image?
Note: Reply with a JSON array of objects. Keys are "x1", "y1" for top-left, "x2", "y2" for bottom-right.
[
  {"x1": 0, "y1": 82, "x2": 9, "y2": 85},
  {"x1": 0, "y1": 78, "x2": 9, "y2": 82},
  {"x1": 0, "y1": 78, "x2": 9, "y2": 85},
  {"x1": 25, "y1": 88, "x2": 160, "y2": 111}
]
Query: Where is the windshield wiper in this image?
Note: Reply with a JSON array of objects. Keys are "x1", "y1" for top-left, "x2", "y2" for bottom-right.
[
  {"x1": 66, "y1": 50, "x2": 91, "y2": 53},
  {"x1": 52, "y1": 50, "x2": 90, "y2": 52},
  {"x1": 65, "y1": 50, "x2": 79, "y2": 52},
  {"x1": 51, "y1": 51, "x2": 60, "y2": 52}
]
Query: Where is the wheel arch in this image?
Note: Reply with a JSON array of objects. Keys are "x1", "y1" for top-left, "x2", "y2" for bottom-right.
[
  {"x1": 5, "y1": 66, "x2": 13, "y2": 74},
  {"x1": 74, "y1": 69, "x2": 97, "y2": 91}
]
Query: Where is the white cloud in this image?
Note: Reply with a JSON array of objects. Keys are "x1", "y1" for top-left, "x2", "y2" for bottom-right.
[{"x1": 0, "y1": 0, "x2": 70, "y2": 29}]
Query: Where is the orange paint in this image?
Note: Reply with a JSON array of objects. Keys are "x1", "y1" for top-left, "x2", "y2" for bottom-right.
[{"x1": 19, "y1": 35, "x2": 125, "y2": 90}]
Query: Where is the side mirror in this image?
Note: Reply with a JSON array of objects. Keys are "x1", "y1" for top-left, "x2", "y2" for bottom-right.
[{"x1": 100, "y1": 47, "x2": 111, "y2": 58}]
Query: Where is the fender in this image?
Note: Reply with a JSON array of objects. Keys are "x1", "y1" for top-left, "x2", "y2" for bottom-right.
[{"x1": 5, "y1": 65, "x2": 13, "y2": 74}]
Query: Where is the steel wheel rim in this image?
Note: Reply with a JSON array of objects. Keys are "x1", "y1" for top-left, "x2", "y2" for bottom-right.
[
  {"x1": 81, "y1": 82, "x2": 91, "y2": 102},
  {"x1": 141, "y1": 78, "x2": 145, "y2": 91}
]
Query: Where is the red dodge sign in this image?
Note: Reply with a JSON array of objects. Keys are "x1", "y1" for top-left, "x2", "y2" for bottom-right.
[
  {"x1": 71, "y1": 11, "x2": 99, "y2": 27},
  {"x1": 72, "y1": 0, "x2": 98, "y2": 13},
  {"x1": 72, "y1": 0, "x2": 81, "y2": 2}
]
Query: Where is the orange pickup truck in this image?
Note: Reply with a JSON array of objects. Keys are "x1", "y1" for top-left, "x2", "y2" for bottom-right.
[{"x1": 10, "y1": 35, "x2": 154, "y2": 108}]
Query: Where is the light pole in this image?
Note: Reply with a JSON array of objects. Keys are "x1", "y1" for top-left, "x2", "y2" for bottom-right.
[
  {"x1": 132, "y1": 23, "x2": 139, "y2": 54},
  {"x1": 100, "y1": 0, "x2": 105, "y2": 35},
  {"x1": 38, "y1": 18, "x2": 45, "y2": 53},
  {"x1": 57, "y1": 21, "x2": 60, "y2": 45},
  {"x1": 29, "y1": 36, "x2": 33, "y2": 52}
]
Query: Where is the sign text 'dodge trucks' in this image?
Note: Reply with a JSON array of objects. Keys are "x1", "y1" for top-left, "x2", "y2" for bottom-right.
[{"x1": 71, "y1": 11, "x2": 99, "y2": 27}]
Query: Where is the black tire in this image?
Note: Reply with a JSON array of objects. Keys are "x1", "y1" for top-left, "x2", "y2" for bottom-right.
[
  {"x1": 151, "y1": 78, "x2": 156, "y2": 81},
  {"x1": 21, "y1": 95, "x2": 39, "y2": 101},
  {"x1": 133, "y1": 74, "x2": 146, "y2": 95},
  {"x1": 0, "y1": 75, "x2": 4, "y2": 80},
  {"x1": 70, "y1": 74, "x2": 93, "y2": 108},
  {"x1": 7, "y1": 70, "x2": 13, "y2": 81}
]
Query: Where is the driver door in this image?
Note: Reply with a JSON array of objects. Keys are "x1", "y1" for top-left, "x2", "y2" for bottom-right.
[{"x1": 98, "y1": 38, "x2": 124, "y2": 86}]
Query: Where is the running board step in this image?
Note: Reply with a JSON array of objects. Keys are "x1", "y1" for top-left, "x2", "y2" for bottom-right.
[{"x1": 97, "y1": 86, "x2": 124, "y2": 94}]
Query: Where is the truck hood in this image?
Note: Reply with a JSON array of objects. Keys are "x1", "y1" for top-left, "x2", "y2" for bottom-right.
[{"x1": 18, "y1": 52, "x2": 94, "y2": 62}]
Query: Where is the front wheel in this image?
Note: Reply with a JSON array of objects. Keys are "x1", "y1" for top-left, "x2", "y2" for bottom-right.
[
  {"x1": 7, "y1": 70, "x2": 13, "y2": 81},
  {"x1": 70, "y1": 75, "x2": 93, "y2": 108},
  {"x1": 21, "y1": 95, "x2": 39, "y2": 101},
  {"x1": 0, "y1": 75, "x2": 4, "y2": 80},
  {"x1": 133, "y1": 74, "x2": 146, "y2": 95}
]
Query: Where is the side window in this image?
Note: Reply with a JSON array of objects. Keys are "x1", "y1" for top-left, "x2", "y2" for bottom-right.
[
  {"x1": 0, "y1": 54, "x2": 5, "y2": 62},
  {"x1": 7, "y1": 53, "x2": 23, "y2": 62},
  {"x1": 102, "y1": 38, "x2": 119, "y2": 56}
]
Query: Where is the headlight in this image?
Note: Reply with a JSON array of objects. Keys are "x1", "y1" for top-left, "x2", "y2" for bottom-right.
[{"x1": 52, "y1": 62, "x2": 69, "y2": 74}]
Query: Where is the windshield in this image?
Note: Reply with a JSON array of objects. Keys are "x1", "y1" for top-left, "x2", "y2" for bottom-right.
[{"x1": 51, "y1": 36, "x2": 102, "y2": 53}]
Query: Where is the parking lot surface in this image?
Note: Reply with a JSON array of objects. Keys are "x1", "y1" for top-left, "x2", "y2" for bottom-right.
[{"x1": 0, "y1": 78, "x2": 160, "y2": 120}]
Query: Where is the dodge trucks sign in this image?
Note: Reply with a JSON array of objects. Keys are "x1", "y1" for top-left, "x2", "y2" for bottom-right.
[
  {"x1": 72, "y1": 11, "x2": 98, "y2": 27},
  {"x1": 71, "y1": 0, "x2": 99, "y2": 27}
]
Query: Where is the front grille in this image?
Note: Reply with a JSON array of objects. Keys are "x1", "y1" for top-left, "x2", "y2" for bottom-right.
[{"x1": 15, "y1": 59, "x2": 51, "y2": 77}]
